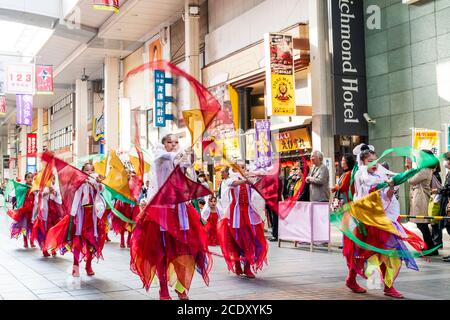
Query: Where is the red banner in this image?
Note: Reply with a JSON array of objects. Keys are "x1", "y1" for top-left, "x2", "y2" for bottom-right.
[
  {"x1": 0, "y1": 96, "x2": 5, "y2": 114},
  {"x1": 27, "y1": 133, "x2": 37, "y2": 156},
  {"x1": 93, "y1": 0, "x2": 119, "y2": 13},
  {"x1": 35, "y1": 65, "x2": 54, "y2": 94}
]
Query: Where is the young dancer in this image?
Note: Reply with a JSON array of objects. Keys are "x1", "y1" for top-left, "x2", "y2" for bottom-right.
[{"x1": 201, "y1": 195, "x2": 220, "y2": 246}]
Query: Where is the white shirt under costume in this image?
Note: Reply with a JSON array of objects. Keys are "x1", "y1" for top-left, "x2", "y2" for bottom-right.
[
  {"x1": 354, "y1": 165, "x2": 404, "y2": 235},
  {"x1": 32, "y1": 184, "x2": 62, "y2": 223},
  {"x1": 70, "y1": 177, "x2": 106, "y2": 237},
  {"x1": 217, "y1": 174, "x2": 266, "y2": 227},
  {"x1": 145, "y1": 144, "x2": 193, "y2": 231}
]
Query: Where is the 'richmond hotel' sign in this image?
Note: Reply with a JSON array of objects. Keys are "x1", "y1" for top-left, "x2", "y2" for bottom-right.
[{"x1": 330, "y1": 0, "x2": 368, "y2": 136}]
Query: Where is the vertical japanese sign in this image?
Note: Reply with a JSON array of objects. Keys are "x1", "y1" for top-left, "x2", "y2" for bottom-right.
[
  {"x1": 6, "y1": 64, "x2": 35, "y2": 94},
  {"x1": 16, "y1": 94, "x2": 33, "y2": 126},
  {"x1": 0, "y1": 62, "x2": 5, "y2": 94},
  {"x1": 154, "y1": 70, "x2": 166, "y2": 127},
  {"x1": 35, "y1": 65, "x2": 54, "y2": 94},
  {"x1": 26, "y1": 133, "x2": 37, "y2": 156},
  {"x1": 413, "y1": 128, "x2": 440, "y2": 155},
  {"x1": 93, "y1": 0, "x2": 119, "y2": 13},
  {"x1": 0, "y1": 96, "x2": 5, "y2": 115},
  {"x1": 255, "y1": 120, "x2": 272, "y2": 168},
  {"x1": 264, "y1": 33, "x2": 296, "y2": 116}
]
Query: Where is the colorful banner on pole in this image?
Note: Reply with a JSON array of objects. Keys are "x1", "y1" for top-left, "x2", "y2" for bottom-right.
[
  {"x1": 413, "y1": 128, "x2": 440, "y2": 155},
  {"x1": 27, "y1": 133, "x2": 37, "y2": 156},
  {"x1": 255, "y1": 120, "x2": 272, "y2": 168},
  {"x1": 6, "y1": 64, "x2": 34, "y2": 94},
  {"x1": 274, "y1": 128, "x2": 311, "y2": 153},
  {"x1": 0, "y1": 96, "x2": 5, "y2": 115},
  {"x1": 16, "y1": 94, "x2": 33, "y2": 126},
  {"x1": 264, "y1": 33, "x2": 296, "y2": 116},
  {"x1": 93, "y1": 0, "x2": 119, "y2": 13},
  {"x1": 35, "y1": 65, "x2": 54, "y2": 94}
]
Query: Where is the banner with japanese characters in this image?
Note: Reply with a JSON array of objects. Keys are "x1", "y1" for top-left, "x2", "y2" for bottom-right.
[
  {"x1": 413, "y1": 128, "x2": 440, "y2": 155},
  {"x1": 0, "y1": 96, "x2": 5, "y2": 115},
  {"x1": 255, "y1": 120, "x2": 272, "y2": 168},
  {"x1": 264, "y1": 33, "x2": 296, "y2": 116},
  {"x1": 16, "y1": 94, "x2": 33, "y2": 126},
  {"x1": 274, "y1": 128, "x2": 311, "y2": 153},
  {"x1": 93, "y1": 0, "x2": 119, "y2": 13},
  {"x1": 26, "y1": 133, "x2": 37, "y2": 156},
  {"x1": 6, "y1": 64, "x2": 35, "y2": 94},
  {"x1": 35, "y1": 65, "x2": 54, "y2": 94}
]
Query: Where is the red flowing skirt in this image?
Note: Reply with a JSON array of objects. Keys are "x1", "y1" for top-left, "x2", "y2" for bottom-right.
[
  {"x1": 31, "y1": 201, "x2": 64, "y2": 249},
  {"x1": 8, "y1": 209, "x2": 32, "y2": 239},
  {"x1": 205, "y1": 212, "x2": 219, "y2": 246},
  {"x1": 111, "y1": 202, "x2": 138, "y2": 234},
  {"x1": 44, "y1": 206, "x2": 106, "y2": 260},
  {"x1": 130, "y1": 204, "x2": 212, "y2": 291}
]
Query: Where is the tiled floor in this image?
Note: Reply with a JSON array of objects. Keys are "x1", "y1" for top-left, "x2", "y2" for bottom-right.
[{"x1": 1, "y1": 200, "x2": 450, "y2": 300}]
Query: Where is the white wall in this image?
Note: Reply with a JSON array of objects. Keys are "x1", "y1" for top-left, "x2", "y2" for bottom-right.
[
  {"x1": 205, "y1": 0, "x2": 309, "y2": 65},
  {"x1": 208, "y1": 0, "x2": 265, "y2": 32}
]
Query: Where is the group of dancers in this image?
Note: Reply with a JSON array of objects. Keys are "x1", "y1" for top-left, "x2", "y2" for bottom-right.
[
  {"x1": 4, "y1": 135, "x2": 440, "y2": 300},
  {"x1": 5, "y1": 133, "x2": 269, "y2": 300}
]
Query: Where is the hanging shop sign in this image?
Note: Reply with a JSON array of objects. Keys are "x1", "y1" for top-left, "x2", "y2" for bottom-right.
[
  {"x1": 0, "y1": 95, "x2": 5, "y2": 115},
  {"x1": 93, "y1": 114, "x2": 105, "y2": 142},
  {"x1": 274, "y1": 128, "x2": 311, "y2": 153},
  {"x1": 264, "y1": 33, "x2": 296, "y2": 116},
  {"x1": 6, "y1": 63, "x2": 35, "y2": 95},
  {"x1": 35, "y1": 65, "x2": 54, "y2": 94},
  {"x1": 93, "y1": 0, "x2": 119, "y2": 13},
  {"x1": 0, "y1": 62, "x2": 5, "y2": 94},
  {"x1": 26, "y1": 133, "x2": 37, "y2": 156},
  {"x1": 330, "y1": 0, "x2": 368, "y2": 136},
  {"x1": 16, "y1": 94, "x2": 33, "y2": 126},
  {"x1": 413, "y1": 128, "x2": 440, "y2": 155},
  {"x1": 153, "y1": 70, "x2": 174, "y2": 127},
  {"x1": 255, "y1": 120, "x2": 272, "y2": 168}
]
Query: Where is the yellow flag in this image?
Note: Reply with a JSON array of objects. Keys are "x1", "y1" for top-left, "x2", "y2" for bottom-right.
[
  {"x1": 103, "y1": 151, "x2": 132, "y2": 200},
  {"x1": 129, "y1": 155, "x2": 150, "y2": 176},
  {"x1": 30, "y1": 170, "x2": 52, "y2": 193},
  {"x1": 93, "y1": 157, "x2": 107, "y2": 177},
  {"x1": 348, "y1": 191, "x2": 401, "y2": 236}
]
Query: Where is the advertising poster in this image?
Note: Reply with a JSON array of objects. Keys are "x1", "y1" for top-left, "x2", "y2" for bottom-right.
[
  {"x1": 6, "y1": 63, "x2": 35, "y2": 94},
  {"x1": 254, "y1": 120, "x2": 272, "y2": 168},
  {"x1": 264, "y1": 33, "x2": 296, "y2": 116},
  {"x1": 35, "y1": 65, "x2": 54, "y2": 94},
  {"x1": 16, "y1": 94, "x2": 33, "y2": 126},
  {"x1": 413, "y1": 128, "x2": 440, "y2": 155}
]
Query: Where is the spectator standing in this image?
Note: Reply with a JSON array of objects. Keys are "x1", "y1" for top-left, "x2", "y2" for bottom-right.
[{"x1": 305, "y1": 150, "x2": 330, "y2": 202}]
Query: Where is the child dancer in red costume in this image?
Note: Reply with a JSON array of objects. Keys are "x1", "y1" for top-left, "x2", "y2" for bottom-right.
[
  {"x1": 31, "y1": 175, "x2": 64, "y2": 257},
  {"x1": 217, "y1": 166, "x2": 268, "y2": 278},
  {"x1": 8, "y1": 173, "x2": 36, "y2": 248},
  {"x1": 45, "y1": 163, "x2": 107, "y2": 277}
]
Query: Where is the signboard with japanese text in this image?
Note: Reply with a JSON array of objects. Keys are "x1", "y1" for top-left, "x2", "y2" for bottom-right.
[
  {"x1": 26, "y1": 133, "x2": 37, "y2": 156},
  {"x1": 6, "y1": 64, "x2": 35, "y2": 94},
  {"x1": 413, "y1": 128, "x2": 440, "y2": 155},
  {"x1": 154, "y1": 70, "x2": 166, "y2": 127},
  {"x1": 0, "y1": 96, "x2": 5, "y2": 114},
  {"x1": 16, "y1": 94, "x2": 33, "y2": 126},
  {"x1": 274, "y1": 128, "x2": 311, "y2": 153},
  {"x1": 35, "y1": 65, "x2": 54, "y2": 94},
  {"x1": 93, "y1": 0, "x2": 119, "y2": 13},
  {"x1": 255, "y1": 120, "x2": 272, "y2": 168},
  {"x1": 264, "y1": 33, "x2": 296, "y2": 116}
]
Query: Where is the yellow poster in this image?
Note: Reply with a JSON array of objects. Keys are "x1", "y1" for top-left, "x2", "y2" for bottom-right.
[
  {"x1": 413, "y1": 128, "x2": 440, "y2": 155},
  {"x1": 271, "y1": 74, "x2": 296, "y2": 115},
  {"x1": 265, "y1": 33, "x2": 296, "y2": 116}
]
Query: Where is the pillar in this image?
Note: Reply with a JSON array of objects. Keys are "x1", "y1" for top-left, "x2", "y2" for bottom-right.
[
  {"x1": 104, "y1": 56, "x2": 120, "y2": 152},
  {"x1": 309, "y1": 0, "x2": 335, "y2": 186},
  {"x1": 75, "y1": 79, "x2": 89, "y2": 158},
  {"x1": 185, "y1": 0, "x2": 200, "y2": 107},
  {"x1": 237, "y1": 87, "x2": 253, "y2": 160}
]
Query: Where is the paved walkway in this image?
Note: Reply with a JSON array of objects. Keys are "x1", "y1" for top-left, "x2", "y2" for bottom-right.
[{"x1": 0, "y1": 198, "x2": 450, "y2": 300}]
